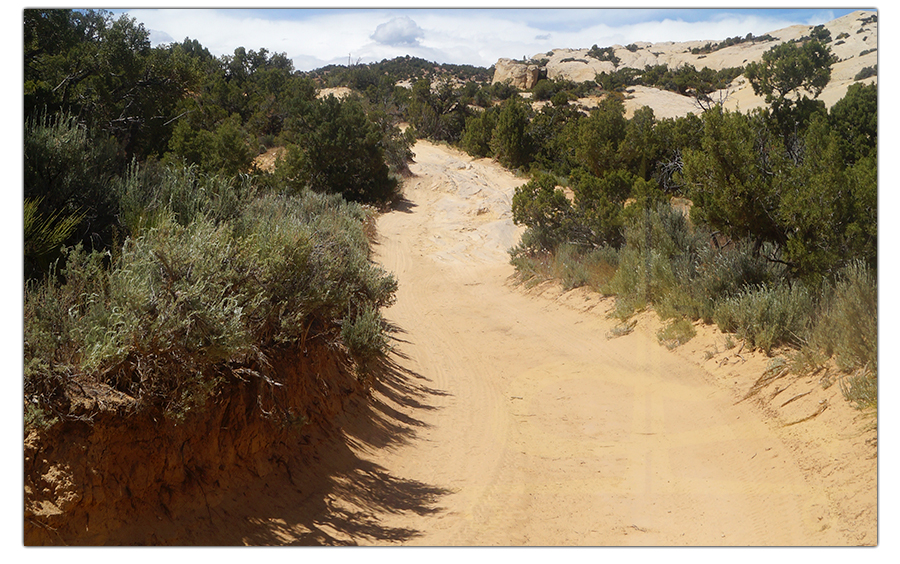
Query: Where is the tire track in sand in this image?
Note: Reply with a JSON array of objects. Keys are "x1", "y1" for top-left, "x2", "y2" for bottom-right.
[{"x1": 352, "y1": 140, "x2": 838, "y2": 546}]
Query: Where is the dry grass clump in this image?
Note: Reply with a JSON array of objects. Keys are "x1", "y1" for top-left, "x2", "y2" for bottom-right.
[
  {"x1": 712, "y1": 282, "x2": 814, "y2": 355},
  {"x1": 657, "y1": 318, "x2": 697, "y2": 349}
]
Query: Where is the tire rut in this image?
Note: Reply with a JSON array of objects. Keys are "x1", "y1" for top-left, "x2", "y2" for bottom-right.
[{"x1": 347, "y1": 139, "x2": 867, "y2": 546}]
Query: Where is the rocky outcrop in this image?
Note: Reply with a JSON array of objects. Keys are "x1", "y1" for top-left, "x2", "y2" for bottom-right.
[
  {"x1": 492, "y1": 10, "x2": 876, "y2": 117},
  {"x1": 495, "y1": 10, "x2": 877, "y2": 95},
  {"x1": 545, "y1": 51, "x2": 611, "y2": 83},
  {"x1": 491, "y1": 58, "x2": 540, "y2": 90}
]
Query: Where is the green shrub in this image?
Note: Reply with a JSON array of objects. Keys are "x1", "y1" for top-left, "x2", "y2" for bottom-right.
[
  {"x1": 24, "y1": 402, "x2": 58, "y2": 432},
  {"x1": 840, "y1": 368, "x2": 877, "y2": 410},
  {"x1": 461, "y1": 107, "x2": 499, "y2": 158},
  {"x1": 808, "y1": 260, "x2": 877, "y2": 374},
  {"x1": 713, "y1": 282, "x2": 814, "y2": 354},
  {"x1": 587, "y1": 45, "x2": 620, "y2": 66},
  {"x1": 24, "y1": 198, "x2": 85, "y2": 281},
  {"x1": 24, "y1": 190, "x2": 397, "y2": 419},
  {"x1": 276, "y1": 95, "x2": 399, "y2": 205},
  {"x1": 509, "y1": 249, "x2": 554, "y2": 289},
  {"x1": 532, "y1": 79, "x2": 556, "y2": 101},
  {"x1": 166, "y1": 114, "x2": 255, "y2": 177},
  {"x1": 114, "y1": 162, "x2": 258, "y2": 234},
  {"x1": 578, "y1": 245, "x2": 620, "y2": 292},
  {"x1": 24, "y1": 111, "x2": 123, "y2": 275},
  {"x1": 658, "y1": 239, "x2": 784, "y2": 322},
  {"x1": 341, "y1": 303, "x2": 391, "y2": 366},
  {"x1": 854, "y1": 65, "x2": 877, "y2": 81},
  {"x1": 657, "y1": 318, "x2": 696, "y2": 349},
  {"x1": 490, "y1": 97, "x2": 534, "y2": 169},
  {"x1": 605, "y1": 201, "x2": 698, "y2": 314},
  {"x1": 511, "y1": 172, "x2": 573, "y2": 252},
  {"x1": 546, "y1": 243, "x2": 619, "y2": 291},
  {"x1": 510, "y1": 243, "x2": 618, "y2": 294}
]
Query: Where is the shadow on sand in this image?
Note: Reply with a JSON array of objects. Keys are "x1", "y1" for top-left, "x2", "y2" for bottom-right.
[
  {"x1": 391, "y1": 196, "x2": 417, "y2": 214},
  {"x1": 182, "y1": 338, "x2": 452, "y2": 546}
]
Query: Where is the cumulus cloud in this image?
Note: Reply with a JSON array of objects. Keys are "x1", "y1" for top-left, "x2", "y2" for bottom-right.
[
  {"x1": 148, "y1": 29, "x2": 175, "y2": 45},
  {"x1": 371, "y1": 16, "x2": 425, "y2": 46}
]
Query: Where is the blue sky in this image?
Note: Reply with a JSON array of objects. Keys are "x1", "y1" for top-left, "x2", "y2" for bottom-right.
[{"x1": 109, "y1": 5, "x2": 865, "y2": 72}]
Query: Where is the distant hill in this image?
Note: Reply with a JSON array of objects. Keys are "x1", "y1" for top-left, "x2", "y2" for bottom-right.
[{"x1": 305, "y1": 55, "x2": 494, "y2": 88}]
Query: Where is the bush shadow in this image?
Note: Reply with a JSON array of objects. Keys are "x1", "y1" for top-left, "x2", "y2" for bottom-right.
[
  {"x1": 181, "y1": 346, "x2": 453, "y2": 546},
  {"x1": 391, "y1": 197, "x2": 417, "y2": 214}
]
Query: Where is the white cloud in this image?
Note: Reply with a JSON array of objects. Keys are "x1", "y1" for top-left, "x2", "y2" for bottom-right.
[
  {"x1": 148, "y1": 28, "x2": 175, "y2": 45},
  {"x1": 371, "y1": 16, "x2": 424, "y2": 46}
]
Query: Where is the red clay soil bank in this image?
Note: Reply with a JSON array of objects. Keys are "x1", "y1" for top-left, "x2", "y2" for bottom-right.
[{"x1": 24, "y1": 343, "x2": 365, "y2": 545}]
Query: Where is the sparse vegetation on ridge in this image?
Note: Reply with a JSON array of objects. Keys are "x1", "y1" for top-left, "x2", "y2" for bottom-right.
[{"x1": 690, "y1": 32, "x2": 776, "y2": 55}]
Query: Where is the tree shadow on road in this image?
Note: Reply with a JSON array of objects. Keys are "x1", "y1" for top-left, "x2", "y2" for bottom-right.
[
  {"x1": 391, "y1": 197, "x2": 417, "y2": 214},
  {"x1": 182, "y1": 348, "x2": 453, "y2": 546}
]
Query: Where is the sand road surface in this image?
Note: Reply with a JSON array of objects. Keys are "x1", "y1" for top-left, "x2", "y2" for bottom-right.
[
  {"x1": 209, "y1": 139, "x2": 874, "y2": 547},
  {"x1": 297, "y1": 139, "x2": 870, "y2": 546}
]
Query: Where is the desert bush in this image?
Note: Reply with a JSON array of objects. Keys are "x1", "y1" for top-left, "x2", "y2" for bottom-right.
[
  {"x1": 605, "y1": 200, "x2": 699, "y2": 316},
  {"x1": 657, "y1": 318, "x2": 696, "y2": 349},
  {"x1": 510, "y1": 243, "x2": 618, "y2": 294},
  {"x1": 24, "y1": 198, "x2": 85, "y2": 281},
  {"x1": 657, "y1": 238, "x2": 785, "y2": 322},
  {"x1": 24, "y1": 190, "x2": 397, "y2": 421},
  {"x1": 509, "y1": 249, "x2": 554, "y2": 289},
  {"x1": 491, "y1": 97, "x2": 534, "y2": 169},
  {"x1": 114, "y1": 161, "x2": 258, "y2": 234},
  {"x1": 461, "y1": 107, "x2": 499, "y2": 158},
  {"x1": 840, "y1": 368, "x2": 877, "y2": 410},
  {"x1": 511, "y1": 172, "x2": 574, "y2": 251},
  {"x1": 166, "y1": 114, "x2": 255, "y2": 177},
  {"x1": 829, "y1": 83, "x2": 877, "y2": 164},
  {"x1": 24, "y1": 253, "x2": 97, "y2": 382},
  {"x1": 807, "y1": 260, "x2": 877, "y2": 374},
  {"x1": 24, "y1": 111, "x2": 123, "y2": 275},
  {"x1": 587, "y1": 45, "x2": 620, "y2": 66},
  {"x1": 854, "y1": 65, "x2": 877, "y2": 81},
  {"x1": 576, "y1": 245, "x2": 620, "y2": 292},
  {"x1": 547, "y1": 243, "x2": 619, "y2": 291},
  {"x1": 712, "y1": 282, "x2": 814, "y2": 354},
  {"x1": 232, "y1": 192, "x2": 397, "y2": 338},
  {"x1": 488, "y1": 80, "x2": 518, "y2": 102},
  {"x1": 341, "y1": 302, "x2": 391, "y2": 367},
  {"x1": 276, "y1": 95, "x2": 399, "y2": 205}
]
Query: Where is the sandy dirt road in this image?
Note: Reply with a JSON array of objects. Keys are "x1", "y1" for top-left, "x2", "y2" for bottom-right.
[{"x1": 290, "y1": 139, "x2": 868, "y2": 547}]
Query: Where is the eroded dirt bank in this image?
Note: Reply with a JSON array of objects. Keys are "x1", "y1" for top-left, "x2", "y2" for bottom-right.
[{"x1": 23, "y1": 344, "x2": 374, "y2": 545}]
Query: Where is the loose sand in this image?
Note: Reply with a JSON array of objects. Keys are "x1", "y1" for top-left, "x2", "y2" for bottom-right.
[
  {"x1": 309, "y1": 140, "x2": 876, "y2": 545},
  {"x1": 195, "y1": 10, "x2": 881, "y2": 544},
  {"x1": 181, "y1": 139, "x2": 875, "y2": 546}
]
